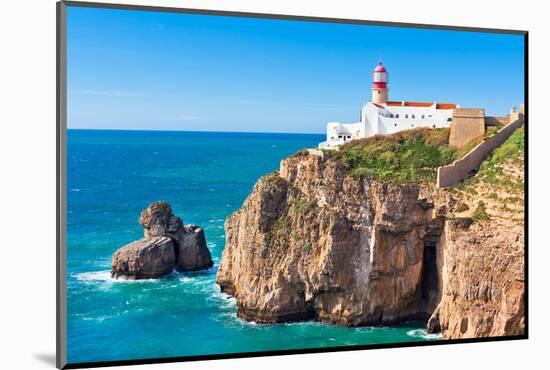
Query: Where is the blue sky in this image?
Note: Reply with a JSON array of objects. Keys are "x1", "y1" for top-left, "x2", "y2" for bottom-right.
[{"x1": 67, "y1": 6, "x2": 525, "y2": 133}]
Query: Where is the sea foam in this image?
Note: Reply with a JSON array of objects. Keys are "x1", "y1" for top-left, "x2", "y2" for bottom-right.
[{"x1": 406, "y1": 328, "x2": 442, "y2": 340}]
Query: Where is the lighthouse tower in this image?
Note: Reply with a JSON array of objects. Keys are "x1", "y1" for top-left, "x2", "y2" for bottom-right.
[{"x1": 372, "y1": 62, "x2": 389, "y2": 105}]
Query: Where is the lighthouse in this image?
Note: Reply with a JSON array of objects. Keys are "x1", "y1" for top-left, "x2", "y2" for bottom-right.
[
  {"x1": 319, "y1": 60, "x2": 459, "y2": 149},
  {"x1": 372, "y1": 62, "x2": 389, "y2": 105}
]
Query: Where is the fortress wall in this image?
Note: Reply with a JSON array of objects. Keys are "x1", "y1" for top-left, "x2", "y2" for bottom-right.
[
  {"x1": 449, "y1": 108, "x2": 486, "y2": 148},
  {"x1": 485, "y1": 116, "x2": 510, "y2": 127},
  {"x1": 449, "y1": 108, "x2": 485, "y2": 148},
  {"x1": 437, "y1": 118, "x2": 524, "y2": 188}
]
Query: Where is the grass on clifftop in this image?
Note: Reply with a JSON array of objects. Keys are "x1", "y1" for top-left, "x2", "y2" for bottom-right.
[
  {"x1": 453, "y1": 127, "x2": 524, "y2": 224},
  {"x1": 478, "y1": 127, "x2": 524, "y2": 186},
  {"x1": 336, "y1": 128, "x2": 457, "y2": 183}
]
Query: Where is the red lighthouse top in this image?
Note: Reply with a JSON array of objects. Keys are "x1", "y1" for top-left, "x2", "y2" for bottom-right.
[
  {"x1": 372, "y1": 62, "x2": 388, "y2": 89},
  {"x1": 374, "y1": 63, "x2": 387, "y2": 73}
]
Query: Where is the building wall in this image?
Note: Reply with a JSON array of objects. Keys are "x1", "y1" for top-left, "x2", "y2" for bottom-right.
[
  {"x1": 437, "y1": 118, "x2": 524, "y2": 188},
  {"x1": 323, "y1": 104, "x2": 455, "y2": 148},
  {"x1": 324, "y1": 121, "x2": 362, "y2": 147},
  {"x1": 376, "y1": 105, "x2": 453, "y2": 135},
  {"x1": 449, "y1": 108, "x2": 486, "y2": 148}
]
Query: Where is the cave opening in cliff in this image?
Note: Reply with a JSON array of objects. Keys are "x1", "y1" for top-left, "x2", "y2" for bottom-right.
[{"x1": 421, "y1": 243, "x2": 438, "y2": 303}]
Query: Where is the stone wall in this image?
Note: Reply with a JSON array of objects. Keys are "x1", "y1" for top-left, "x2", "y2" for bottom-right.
[
  {"x1": 449, "y1": 108, "x2": 486, "y2": 148},
  {"x1": 437, "y1": 118, "x2": 524, "y2": 188},
  {"x1": 485, "y1": 116, "x2": 510, "y2": 127}
]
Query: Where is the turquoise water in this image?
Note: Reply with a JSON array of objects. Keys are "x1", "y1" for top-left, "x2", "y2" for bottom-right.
[{"x1": 66, "y1": 130, "x2": 438, "y2": 364}]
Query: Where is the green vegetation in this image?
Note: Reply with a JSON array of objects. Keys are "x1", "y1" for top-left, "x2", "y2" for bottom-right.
[
  {"x1": 263, "y1": 172, "x2": 286, "y2": 187},
  {"x1": 454, "y1": 135, "x2": 484, "y2": 160},
  {"x1": 289, "y1": 148, "x2": 310, "y2": 158},
  {"x1": 484, "y1": 127, "x2": 499, "y2": 137},
  {"x1": 455, "y1": 202, "x2": 469, "y2": 212},
  {"x1": 505, "y1": 196, "x2": 522, "y2": 204},
  {"x1": 336, "y1": 128, "x2": 457, "y2": 183},
  {"x1": 472, "y1": 201, "x2": 489, "y2": 221},
  {"x1": 303, "y1": 243, "x2": 312, "y2": 253},
  {"x1": 292, "y1": 199, "x2": 318, "y2": 214},
  {"x1": 478, "y1": 127, "x2": 524, "y2": 186},
  {"x1": 266, "y1": 210, "x2": 291, "y2": 243}
]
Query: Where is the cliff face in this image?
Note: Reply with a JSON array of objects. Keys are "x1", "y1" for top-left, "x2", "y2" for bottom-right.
[
  {"x1": 216, "y1": 147, "x2": 524, "y2": 338},
  {"x1": 427, "y1": 219, "x2": 525, "y2": 338},
  {"x1": 427, "y1": 127, "x2": 525, "y2": 338},
  {"x1": 216, "y1": 153, "x2": 447, "y2": 326}
]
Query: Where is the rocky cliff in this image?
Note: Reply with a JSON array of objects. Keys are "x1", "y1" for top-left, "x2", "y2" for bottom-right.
[
  {"x1": 427, "y1": 219, "x2": 525, "y2": 338},
  {"x1": 217, "y1": 152, "x2": 448, "y2": 326},
  {"x1": 427, "y1": 128, "x2": 525, "y2": 338},
  {"x1": 216, "y1": 139, "x2": 524, "y2": 339}
]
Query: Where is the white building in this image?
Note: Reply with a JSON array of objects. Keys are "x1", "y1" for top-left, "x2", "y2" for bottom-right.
[{"x1": 319, "y1": 62, "x2": 459, "y2": 149}]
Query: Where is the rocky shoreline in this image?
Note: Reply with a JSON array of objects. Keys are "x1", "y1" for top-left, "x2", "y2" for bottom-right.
[
  {"x1": 112, "y1": 201, "x2": 213, "y2": 280},
  {"x1": 215, "y1": 149, "x2": 525, "y2": 339}
]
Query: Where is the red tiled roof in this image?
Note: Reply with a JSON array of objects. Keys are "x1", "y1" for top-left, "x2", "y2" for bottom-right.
[
  {"x1": 436, "y1": 103, "x2": 457, "y2": 110},
  {"x1": 385, "y1": 101, "x2": 457, "y2": 110}
]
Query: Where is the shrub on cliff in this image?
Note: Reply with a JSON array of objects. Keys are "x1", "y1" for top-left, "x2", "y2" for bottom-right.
[
  {"x1": 472, "y1": 201, "x2": 489, "y2": 221},
  {"x1": 337, "y1": 128, "x2": 456, "y2": 182}
]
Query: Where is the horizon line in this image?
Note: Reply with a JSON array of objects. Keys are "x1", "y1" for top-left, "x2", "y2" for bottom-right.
[{"x1": 66, "y1": 127, "x2": 326, "y2": 135}]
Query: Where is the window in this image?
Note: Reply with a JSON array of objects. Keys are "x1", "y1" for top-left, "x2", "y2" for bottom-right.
[
  {"x1": 396, "y1": 114, "x2": 399, "y2": 118},
  {"x1": 411, "y1": 124, "x2": 415, "y2": 127},
  {"x1": 338, "y1": 135, "x2": 342, "y2": 139},
  {"x1": 405, "y1": 114, "x2": 408, "y2": 119},
  {"x1": 389, "y1": 113, "x2": 394, "y2": 118},
  {"x1": 347, "y1": 136, "x2": 351, "y2": 139},
  {"x1": 429, "y1": 115, "x2": 432, "y2": 118},
  {"x1": 394, "y1": 123, "x2": 397, "y2": 127},
  {"x1": 421, "y1": 115, "x2": 425, "y2": 119},
  {"x1": 331, "y1": 136, "x2": 334, "y2": 139},
  {"x1": 447, "y1": 117, "x2": 452, "y2": 122},
  {"x1": 432, "y1": 125, "x2": 436, "y2": 128},
  {"x1": 378, "y1": 91, "x2": 381, "y2": 94},
  {"x1": 412, "y1": 114, "x2": 416, "y2": 119}
]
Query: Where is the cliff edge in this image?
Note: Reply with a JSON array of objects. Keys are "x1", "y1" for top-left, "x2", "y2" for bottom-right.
[{"x1": 216, "y1": 128, "x2": 525, "y2": 339}]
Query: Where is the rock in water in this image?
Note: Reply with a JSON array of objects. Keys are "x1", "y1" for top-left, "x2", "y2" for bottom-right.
[
  {"x1": 176, "y1": 225, "x2": 214, "y2": 271},
  {"x1": 111, "y1": 237, "x2": 175, "y2": 279},
  {"x1": 111, "y1": 201, "x2": 213, "y2": 279},
  {"x1": 139, "y1": 200, "x2": 182, "y2": 239}
]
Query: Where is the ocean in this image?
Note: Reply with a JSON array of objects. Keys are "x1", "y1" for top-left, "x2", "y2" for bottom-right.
[{"x1": 66, "y1": 129, "x2": 439, "y2": 364}]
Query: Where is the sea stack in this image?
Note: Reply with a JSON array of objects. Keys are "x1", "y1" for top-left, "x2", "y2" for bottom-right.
[{"x1": 112, "y1": 201, "x2": 213, "y2": 279}]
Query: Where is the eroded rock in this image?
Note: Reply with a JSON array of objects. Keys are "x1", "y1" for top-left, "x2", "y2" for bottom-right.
[
  {"x1": 215, "y1": 150, "x2": 524, "y2": 339},
  {"x1": 111, "y1": 237, "x2": 175, "y2": 279},
  {"x1": 111, "y1": 201, "x2": 213, "y2": 279},
  {"x1": 176, "y1": 225, "x2": 214, "y2": 271},
  {"x1": 216, "y1": 153, "x2": 446, "y2": 326}
]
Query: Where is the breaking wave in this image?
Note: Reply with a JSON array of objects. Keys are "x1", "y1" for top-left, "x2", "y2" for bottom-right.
[{"x1": 406, "y1": 328, "x2": 442, "y2": 340}]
